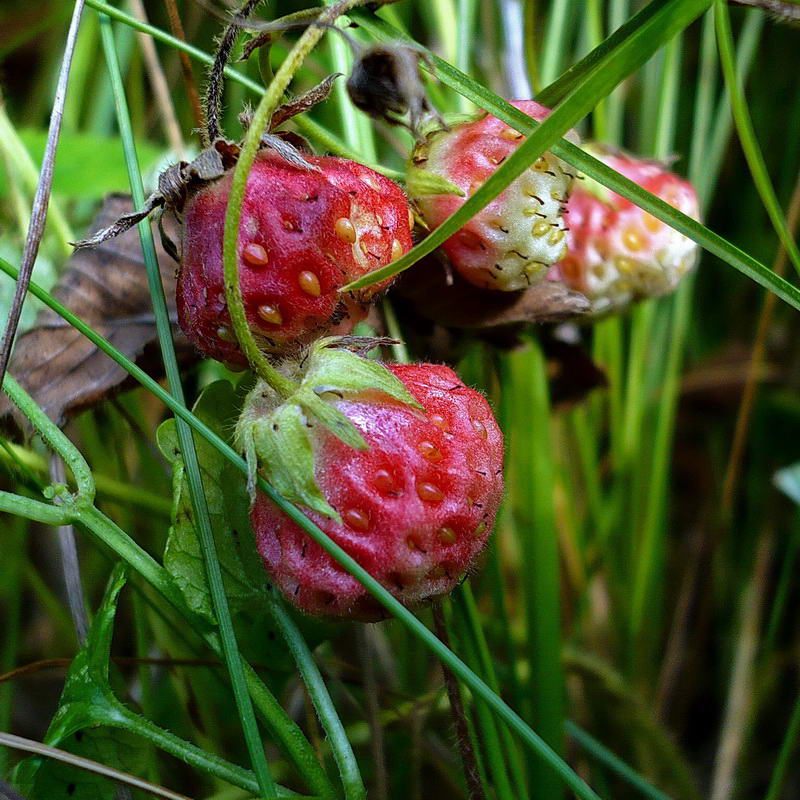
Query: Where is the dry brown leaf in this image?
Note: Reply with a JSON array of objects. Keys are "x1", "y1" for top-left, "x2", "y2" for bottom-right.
[
  {"x1": 393, "y1": 252, "x2": 590, "y2": 329},
  {"x1": 1, "y1": 194, "x2": 196, "y2": 427}
]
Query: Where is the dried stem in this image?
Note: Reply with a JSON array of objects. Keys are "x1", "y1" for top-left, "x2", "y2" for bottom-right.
[
  {"x1": 0, "y1": 732, "x2": 192, "y2": 800},
  {"x1": 163, "y1": 0, "x2": 205, "y2": 131},
  {"x1": 431, "y1": 602, "x2": 486, "y2": 800},
  {"x1": 709, "y1": 532, "x2": 774, "y2": 800},
  {"x1": 721, "y1": 164, "x2": 800, "y2": 516},
  {"x1": 356, "y1": 627, "x2": 389, "y2": 800},
  {"x1": 50, "y1": 454, "x2": 90, "y2": 646},
  {"x1": 129, "y1": 0, "x2": 186, "y2": 157},
  {"x1": 0, "y1": 0, "x2": 87, "y2": 390}
]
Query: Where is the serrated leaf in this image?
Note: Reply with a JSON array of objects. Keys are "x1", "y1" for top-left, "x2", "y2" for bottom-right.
[
  {"x1": 250, "y1": 402, "x2": 340, "y2": 522},
  {"x1": 304, "y1": 346, "x2": 422, "y2": 409},
  {"x1": 158, "y1": 380, "x2": 266, "y2": 622},
  {"x1": 15, "y1": 566, "x2": 149, "y2": 800}
]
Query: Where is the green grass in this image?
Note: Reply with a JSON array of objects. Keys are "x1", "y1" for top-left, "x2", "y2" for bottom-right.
[{"x1": 1, "y1": 1, "x2": 800, "y2": 798}]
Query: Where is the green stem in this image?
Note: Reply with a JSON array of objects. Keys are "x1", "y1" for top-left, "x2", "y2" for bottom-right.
[
  {"x1": 764, "y1": 686, "x2": 800, "y2": 800},
  {"x1": 0, "y1": 441, "x2": 171, "y2": 516},
  {"x1": 98, "y1": 14, "x2": 277, "y2": 797},
  {"x1": 503, "y1": 341, "x2": 564, "y2": 799},
  {"x1": 266, "y1": 592, "x2": 366, "y2": 800},
  {"x1": 110, "y1": 704, "x2": 290, "y2": 798},
  {"x1": 2, "y1": 374, "x2": 95, "y2": 504},
  {"x1": 715, "y1": 0, "x2": 800, "y2": 277},
  {"x1": 565, "y1": 721, "x2": 671, "y2": 800},
  {"x1": 221, "y1": 0, "x2": 370, "y2": 394}
]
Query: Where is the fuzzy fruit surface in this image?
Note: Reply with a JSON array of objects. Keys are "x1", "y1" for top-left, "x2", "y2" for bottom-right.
[
  {"x1": 412, "y1": 100, "x2": 577, "y2": 291},
  {"x1": 548, "y1": 145, "x2": 700, "y2": 314},
  {"x1": 177, "y1": 151, "x2": 413, "y2": 366},
  {"x1": 251, "y1": 364, "x2": 504, "y2": 620}
]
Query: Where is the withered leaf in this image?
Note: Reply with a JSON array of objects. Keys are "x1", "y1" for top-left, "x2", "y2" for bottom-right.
[
  {"x1": 394, "y1": 252, "x2": 590, "y2": 328},
  {"x1": 0, "y1": 194, "x2": 196, "y2": 427},
  {"x1": 392, "y1": 255, "x2": 604, "y2": 406}
]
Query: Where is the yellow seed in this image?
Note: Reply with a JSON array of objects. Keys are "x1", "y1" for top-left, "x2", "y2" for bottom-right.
[
  {"x1": 344, "y1": 508, "x2": 370, "y2": 532},
  {"x1": 408, "y1": 208, "x2": 415, "y2": 229},
  {"x1": 643, "y1": 213, "x2": 662, "y2": 233},
  {"x1": 533, "y1": 221, "x2": 551, "y2": 236},
  {"x1": 373, "y1": 469, "x2": 395, "y2": 493},
  {"x1": 501, "y1": 128, "x2": 523, "y2": 141},
  {"x1": 473, "y1": 521, "x2": 487, "y2": 537},
  {"x1": 548, "y1": 228, "x2": 565, "y2": 245},
  {"x1": 533, "y1": 156, "x2": 549, "y2": 171},
  {"x1": 471, "y1": 419, "x2": 488, "y2": 440},
  {"x1": 418, "y1": 441, "x2": 443, "y2": 461},
  {"x1": 622, "y1": 227, "x2": 645, "y2": 251},
  {"x1": 359, "y1": 239, "x2": 369, "y2": 255},
  {"x1": 334, "y1": 217, "x2": 357, "y2": 243},
  {"x1": 242, "y1": 242, "x2": 269, "y2": 267},
  {"x1": 416, "y1": 481, "x2": 444, "y2": 503},
  {"x1": 257, "y1": 304, "x2": 282, "y2": 325},
  {"x1": 438, "y1": 527, "x2": 457, "y2": 544},
  {"x1": 391, "y1": 239, "x2": 404, "y2": 260},
  {"x1": 298, "y1": 271, "x2": 321, "y2": 297},
  {"x1": 216, "y1": 326, "x2": 236, "y2": 342},
  {"x1": 614, "y1": 256, "x2": 638, "y2": 274},
  {"x1": 406, "y1": 536, "x2": 420, "y2": 551},
  {"x1": 429, "y1": 413, "x2": 449, "y2": 431},
  {"x1": 361, "y1": 174, "x2": 379, "y2": 191}
]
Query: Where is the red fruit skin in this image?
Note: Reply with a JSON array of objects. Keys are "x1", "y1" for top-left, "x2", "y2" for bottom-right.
[
  {"x1": 177, "y1": 152, "x2": 413, "y2": 366},
  {"x1": 413, "y1": 100, "x2": 578, "y2": 291},
  {"x1": 549, "y1": 147, "x2": 699, "y2": 313},
  {"x1": 250, "y1": 364, "x2": 504, "y2": 620}
]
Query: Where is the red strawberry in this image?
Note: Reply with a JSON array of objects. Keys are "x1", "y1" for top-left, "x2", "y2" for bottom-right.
[
  {"x1": 249, "y1": 363, "x2": 504, "y2": 620},
  {"x1": 177, "y1": 151, "x2": 413, "y2": 367},
  {"x1": 548, "y1": 144, "x2": 699, "y2": 313},
  {"x1": 410, "y1": 100, "x2": 578, "y2": 291}
]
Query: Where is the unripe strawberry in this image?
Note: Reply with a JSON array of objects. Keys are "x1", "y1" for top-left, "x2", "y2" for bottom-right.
[
  {"x1": 410, "y1": 100, "x2": 578, "y2": 291},
  {"x1": 177, "y1": 152, "x2": 413, "y2": 366},
  {"x1": 548, "y1": 144, "x2": 699, "y2": 313},
  {"x1": 240, "y1": 352, "x2": 503, "y2": 621}
]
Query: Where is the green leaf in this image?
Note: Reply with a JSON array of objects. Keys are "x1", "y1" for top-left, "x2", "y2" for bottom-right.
[
  {"x1": 0, "y1": 129, "x2": 163, "y2": 200},
  {"x1": 15, "y1": 566, "x2": 149, "y2": 800},
  {"x1": 158, "y1": 380, "x2": 267, "y2": 622},
  {"x1": 296, "y1": 389, "x2": 368, "y2": 452},
  {"x1": 303, "y1": 344, "x2": 421, "y2": 409},
  {"x1": 249, "y1": 401, "x2": 340, "y2": 522}
]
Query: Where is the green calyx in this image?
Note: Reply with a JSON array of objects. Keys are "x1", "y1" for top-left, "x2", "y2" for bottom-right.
[
  {"x1": 236, "y1": 338, "x2": 422, "y2": 521},
  {"x1": 405, "y1": 165, "x2": 465, "y2": 198}
]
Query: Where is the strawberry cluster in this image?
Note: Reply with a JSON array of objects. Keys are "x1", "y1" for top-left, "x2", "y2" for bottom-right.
[
  {"x1": 163, "y1": 132, "x2": 504, "y2": 620},
  {"x1": 75, "y1": 71, "x2": 699, "y2": 620}
]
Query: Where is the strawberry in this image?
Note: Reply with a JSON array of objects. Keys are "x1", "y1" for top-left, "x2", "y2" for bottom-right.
[
  {"x1": 239, "y1": 349, "x2": 503, "y2": 621},
  {"x1": 177, "y1": 151, "x2": 413, "y2": 366},
  {"x1": 548, "y1": 144, "x2": 700, "y2": 314},
  {"x1": 410, "y1": 100, "x2": 578, "y2": 291}
]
